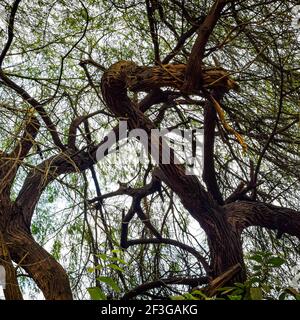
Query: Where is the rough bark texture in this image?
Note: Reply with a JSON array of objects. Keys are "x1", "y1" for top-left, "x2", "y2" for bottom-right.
[
  {"x1": 0, "y1": 229, "x2": 23, "y2": 300},
  {"x1": 202, "y1": 88, "x2": 226, "y2": 205},
  {"x1": 0, "y1": 196, "x2": 73, "y2": 300},
  {"x1": 225, "y1": 201, "x2": 300, "y2": 240},
  {"x1": 100, "y1": 59, "x2": 300, "y2": 283},
  {"x1": 182, "y1": 0, "x2": 230, "y2": 92},
  {"x1": 7, "y1": 228, "x2": 73, "y2": 300},
  {"x1": 101, "y1": 60, "x2": 247, "y2": 282}
]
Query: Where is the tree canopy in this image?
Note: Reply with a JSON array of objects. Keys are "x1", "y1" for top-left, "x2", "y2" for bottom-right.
[{"x1": 0, "y1": 0, "x2": 299, "y2": 300}]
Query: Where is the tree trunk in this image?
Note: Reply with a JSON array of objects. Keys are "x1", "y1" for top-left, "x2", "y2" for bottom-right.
[
  {"x1": 0, "y1": 199, "x2": 73, "y2": 300},
  {"x1": 6, "y1": 221, "x2": 73, "y2": 300},
  {"x1": 201, "y1": 210, "x2": 246, "y2": 283},
  {"x1": 101, "y1": 60, "x2": 247, "y2": 285},
  {"x1": 0, "y1": 230, "x2": 23, "y2": 300}
]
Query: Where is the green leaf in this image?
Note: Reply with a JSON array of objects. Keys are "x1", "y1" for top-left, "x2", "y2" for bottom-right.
[
  {"x1": 109, "y1": 256, "x2": 127, "y2": 265},
  {"x1": 234, "y1": 282, "x2": 246, "y2": 289},
  {"x1": 96, "y1": 276, "x2": 121, "y2": 293},
  {"x1": 95, "y1": 253, "x2": 108, "y2": 261},
  {"x1": 107, "y1": 263, "x2": 124, "y2": 272},
  {"x1": 217, "y1": 286, "x2": 235, "y2": 292},
  {"x1": 267, "y1": 257, "x2": 285, "y2": 267},
  {"x1": 87, "y1": 267, "x2": 95, "y2": 273},
  {"x1": 191, "y1": 290, "x2": 209, "y2": 299},
  {"x1": 87, "y1": 287, "x2": 107, "y2": 300},
  {"x1": 261, "y1": 284, "x2": 271, "y2": 293},
  {"x1": 249, "y1": 254, "x2": 263, "y2": 263},
  {"x1": 250, "y1": 287, "x2": 263, "y2": 300},
  {"x1": 170, "y1": 295, "x2": 185, "y2": 300},
  {"x1": 232, "y1": 288, "x2": 244, "y2": 295},
  {"x1": 95, "y1": 265, "x2": 103, "y2": 271},
  {"x1": 111, "y1": 249, "x2": 122, "y2": 254},
  {"x1": 220, "y1": 288, "x2": 235, "y2": 295},
  {"x1": 248, "y1": 277, "x2": 261, "y2": 285},
  {"x1": 79, "y1": 8, "x2": 88, "y2": 20},
  {"x1": 183, "y1": 293, "x2": 199, "y2": 300},
  {"x1": 191, "y1": 289, "x2": 205, "y2": 295},
  {"x1": 51, "y1": 240, "x2": 62, "y2": 260},
  {"x1": 253, "y1": 265, "x2": 262, "y2": 271}
]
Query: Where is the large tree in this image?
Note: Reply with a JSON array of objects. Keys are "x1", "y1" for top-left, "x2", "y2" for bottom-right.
[{"x1": 0, "y1": 0, "x2": 299, "y2": 300}]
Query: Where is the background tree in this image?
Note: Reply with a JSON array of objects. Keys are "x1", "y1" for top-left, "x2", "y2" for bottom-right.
[{"x1": 0, "y1": 0, "x2": 299, "y2": 300}]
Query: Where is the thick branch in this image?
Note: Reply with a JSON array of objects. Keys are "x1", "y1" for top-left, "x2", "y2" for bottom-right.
[
  {"x1": 182, "y1": 0, "x2": 230, "y2": 92},
  {"x1": 226, "y1": 201, "x2": 300, "y2": 239},
  {"x1": 0, "y1": 230, "x2": 23, "y2": 300},
  {"x1": 118, "y1": 62, "x2": 237, "y2": 93},
  {"x1": 101, "y1": 60, "x2": 246, "y2": 280},
  {"x1": 205, "y1": 263, "x2": 241, "y2": 297},
  {"x1": 101, "y1": 61, "x2": 235, "y2": 221},
  {"x1": 6, "y1": 224, "x2": 72, "y2": 300},
  {"x1": 202, "y1": 89, "x2": 226, "y2": 204},
  {"x1": 14, "y1": 149, "x2": 94, "y2": 225},
  {"x1": 67, "y1": 111, "x2": 106, "y2": 149},
  {"x1": 11, "y1": 113, "x2": 40, "y2": 160},
  {"x1": 14, "y1": 90, "x2": 171, "y2": 225}
]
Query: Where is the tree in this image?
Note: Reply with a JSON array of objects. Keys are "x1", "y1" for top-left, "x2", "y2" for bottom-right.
[{"x1": 0, "y1": 0, "x2": 299, "y2": 300}]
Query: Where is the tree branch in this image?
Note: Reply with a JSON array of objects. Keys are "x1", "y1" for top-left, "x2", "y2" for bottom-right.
[
  {"x1": 101, "y1": 59, "x2": 247, "y2": 280},
  {"x1": 0, "y1": 70, "x2": 65, "y2": 150},
  {"x1": 101, "y1": 61, "x2": 230, "y2": 223},
  {"x1": 10, "y1": 112, "x2": 40, "y2": 161},
  {"x1": 6, "y1": 225, "x2": 72, "y2": 299},
  {"x1": 0, "y1": 230, "x2": 23, "y2": 300},
  {"x1": 182, "y1": 0, "x2": 230, "y2": 92},
  {"x1": 122, "y1": 276, "x2": 209, "y2": 300},
  {"x1": 0, "y1": 0, "x2": 64, "y2": 150},
  {"x1": 125, "y1": 238, "x2": 210, "y2": 273},
  {"x1": 202, "y1": 88, "x2": 226, "y2": 204},
  {"x1": 145, "y1": 0, "x2": 160, "y2": 63},
  {"x1": 0, "y1": 111, "x2": 40, "y2": 196},
  {"x1": 0, "y1": 0, "x2": 21, "y2": 66},
  {"x1": 226, "y1": 201, "x2": 300, "y2": 240},
  {"x1": 14, "y1": 89, "x2": 171, "y2": 225}
]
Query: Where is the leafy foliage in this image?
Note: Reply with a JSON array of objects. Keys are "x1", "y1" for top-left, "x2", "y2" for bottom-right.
[
  {"x1": 172, "y1": 251, "x2": 300, "y2": 300},
  {"x1": 0, "y1": 0, "x2": 299, "y2": 300}
]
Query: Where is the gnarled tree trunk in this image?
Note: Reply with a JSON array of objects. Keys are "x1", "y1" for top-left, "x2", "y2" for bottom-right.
[
  {"x1": 0, "y1": 195, "x2": 73, "y2": 300},
  {"x1": 101, "y1": 60, "x2": 247, "y2": 284}
]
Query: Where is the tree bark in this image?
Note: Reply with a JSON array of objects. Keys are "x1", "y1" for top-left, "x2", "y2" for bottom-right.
[
  {"x1": 200, "y1": 209, "x2": 246, "y2": 282},
  {"x1": 4, "y1": 209, "x2": 73, "y2": 300},
  {"x1": 101, "y1": 60, "x2": 246, "y2": 284},
  {"x1": 225, "y1": 201, "x2": 300, "y2": 240},
  {"x1": 0, "y1": 196, "x2": 72, "y2": 300},
  {"x1": 0, "y1": 230, "x2": 23, "y2": 300}
]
